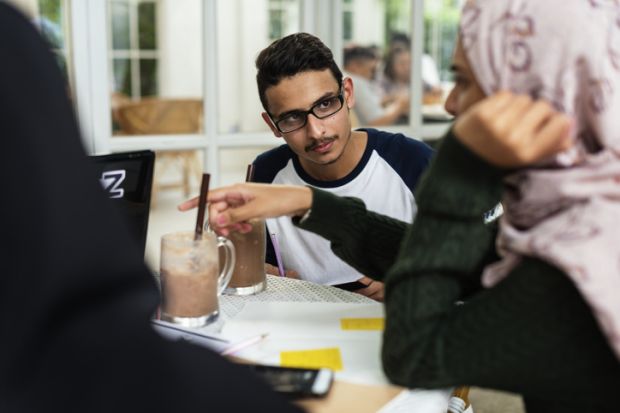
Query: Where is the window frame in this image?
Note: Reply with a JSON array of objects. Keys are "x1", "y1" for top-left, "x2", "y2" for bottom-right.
[{"x1": 70, "y1": 0, "x2": 451, "y2": 186}]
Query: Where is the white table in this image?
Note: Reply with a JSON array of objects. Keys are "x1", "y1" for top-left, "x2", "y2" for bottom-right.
[
  {"x1": 209, "y1": 275, "x2": 458, "y2": 413},
  {"x1": 220, "y1": 274, "x2": 373, "y2": 319}
]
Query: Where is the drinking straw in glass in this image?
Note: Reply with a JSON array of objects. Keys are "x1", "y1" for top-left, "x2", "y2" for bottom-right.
[{"x1": 269, "y1": 232, "x2": 286, "y2": 277}]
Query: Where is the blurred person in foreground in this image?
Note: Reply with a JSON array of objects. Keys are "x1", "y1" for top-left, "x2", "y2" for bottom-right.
[{"x1": 0, "y1": 4, "x2": 300, "y2": 412}]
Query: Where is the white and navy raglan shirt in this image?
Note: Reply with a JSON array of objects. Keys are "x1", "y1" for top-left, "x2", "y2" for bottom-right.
[{"x1": 253, "y1": 128, "x2": 434, "y2": 285}]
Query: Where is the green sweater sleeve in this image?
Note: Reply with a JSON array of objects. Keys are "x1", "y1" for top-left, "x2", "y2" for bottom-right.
[
  {"x1": 294, "y1": 188, "x2": 409, "y2": 281},
  {"x1": 298, "y1": 130, "x2": 620, "y2": 409}
]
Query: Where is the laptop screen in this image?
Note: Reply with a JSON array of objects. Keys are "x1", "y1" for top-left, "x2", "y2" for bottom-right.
[{"x1": 90, "y1": 150, "x2": 155, "y2": 255}]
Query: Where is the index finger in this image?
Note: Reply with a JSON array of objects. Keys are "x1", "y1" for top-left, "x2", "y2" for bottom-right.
[{"x1": 178, "y1": 196, "x2": 199, "y2": 211}]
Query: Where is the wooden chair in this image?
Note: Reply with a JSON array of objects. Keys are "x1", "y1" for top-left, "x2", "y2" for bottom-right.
[{"x1": 114, "y1": 97, "x2": 204, "y2": 205}]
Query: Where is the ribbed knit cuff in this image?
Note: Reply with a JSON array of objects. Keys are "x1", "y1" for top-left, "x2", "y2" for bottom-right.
[{"x1": 293, "y1": 187, "x2": 366, "y2": 239}]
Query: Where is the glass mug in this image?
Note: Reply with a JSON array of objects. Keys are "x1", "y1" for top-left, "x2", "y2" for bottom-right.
[
  {"x1": 160, "y1": 231, "x2": 235, "y2": 327},
  {"x1": 224, "y1": 218, "x2": 267, "y2": 295}
]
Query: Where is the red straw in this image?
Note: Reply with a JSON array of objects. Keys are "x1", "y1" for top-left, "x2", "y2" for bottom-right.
[{"x1": 194, "y1": 173, "x2": 210, "y2": 240}]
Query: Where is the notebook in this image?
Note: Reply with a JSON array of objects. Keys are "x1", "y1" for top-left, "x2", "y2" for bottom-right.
[{"x1": 90, "y1": 150, "x2": 155, "y2": 255}]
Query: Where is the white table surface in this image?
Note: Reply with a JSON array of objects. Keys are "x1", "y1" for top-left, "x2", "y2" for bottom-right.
[
  {"x1": 221, "y1": 274, "x2": 373, "y2": 318},
  {"x1": 208, "y1": 275, "x2": 458, "y2": 413}
]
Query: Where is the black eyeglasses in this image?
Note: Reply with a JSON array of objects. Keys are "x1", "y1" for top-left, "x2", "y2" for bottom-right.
[{"x1": 270, "y1": 91, "x2": 345, "y2": 133}]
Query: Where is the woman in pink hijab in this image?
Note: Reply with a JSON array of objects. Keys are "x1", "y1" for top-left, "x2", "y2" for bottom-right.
[
  {"x1": 184, "y1": 0, "x2": 620, "y2": 410},
  {"x1": 460, "y1": 0, "x2": 620, "y2": 360}
]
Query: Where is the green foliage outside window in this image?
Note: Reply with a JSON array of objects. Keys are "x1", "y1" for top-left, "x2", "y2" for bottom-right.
[{"x1": 424, "y1": 0, "x2": 460, "y2": 81}]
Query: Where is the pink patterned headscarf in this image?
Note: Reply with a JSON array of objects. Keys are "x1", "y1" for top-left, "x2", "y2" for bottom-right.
[{"x1": 460, "y1": 0, "x2": 620, "y2": 359}]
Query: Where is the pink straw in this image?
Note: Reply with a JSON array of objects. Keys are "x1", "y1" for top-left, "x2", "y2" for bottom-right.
[
  {"x1": 269, "y1": 232, "x2": 286, "y2": 277},
  {"x1": 220, "y1": 333, "x2": 268, "y2": 356}
]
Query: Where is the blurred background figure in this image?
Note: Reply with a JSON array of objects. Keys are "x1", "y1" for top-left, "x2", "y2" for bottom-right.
[
  {"x1": 381, "y1": 32, "x2": 443, "y2": 107},
  {"x1": 344, "y1": 44, "x2": 409, "y2": 126}
]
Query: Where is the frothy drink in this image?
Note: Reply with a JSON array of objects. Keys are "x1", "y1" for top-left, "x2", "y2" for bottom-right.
[
  {"x1": 161, "y1": 262, "x2": 218, "y2": 318},
  {"x1": 226, "y1": 219, "x2": 266, "y2": 293},
  {"x1": 159, "y1": 231, "x2": 235, "y2": 327}
]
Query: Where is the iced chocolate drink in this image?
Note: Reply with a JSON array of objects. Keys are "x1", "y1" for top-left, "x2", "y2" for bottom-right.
[
  {"x1": 224, "y1": 219, "x2": 267, "y2": 295},
  {"x1": 161, "y1": 263, "x2": 218, "y2": 318},
  {"x1": 160, "y1": 231, "x2": 235, "y2": 327}
]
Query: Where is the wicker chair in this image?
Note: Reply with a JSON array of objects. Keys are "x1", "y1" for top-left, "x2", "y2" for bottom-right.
[{"x1": 114, "y1": 97, "x2": 204, "y2": 205}]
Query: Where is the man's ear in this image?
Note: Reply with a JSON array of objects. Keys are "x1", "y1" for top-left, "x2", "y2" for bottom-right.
[
  {"x1": 261, "y1": 112, "x2": 283, "y2": 137},
  {"x1": 343, "y1": 76, "x2": 355, "y2": 110}
]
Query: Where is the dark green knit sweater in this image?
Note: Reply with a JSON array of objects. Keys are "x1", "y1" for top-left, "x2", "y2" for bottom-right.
[{"x1": 296, "y1": 131, "x2": 620, "y2": 413}]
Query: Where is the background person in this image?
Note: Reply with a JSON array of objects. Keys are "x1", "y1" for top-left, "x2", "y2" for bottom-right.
[
  {"x1": 343, "y1": 44, "x2": 410, "y2": 126},
  {"x1": 381, "y1": 32, "x2": 443, "y2": 107}
]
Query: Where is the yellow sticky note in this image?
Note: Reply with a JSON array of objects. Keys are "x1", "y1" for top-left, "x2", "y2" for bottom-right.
[
  {"x1": 280, "y1": 347, "x2": 343, "y2": 371},
  {"x1": 340, "y1": 317, "x2": 385, "y2": 331}
]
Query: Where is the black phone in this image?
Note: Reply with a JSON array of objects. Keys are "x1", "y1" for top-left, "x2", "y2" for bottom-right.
[
  {"x1": 243, "y1": 364, "x2": 333, "y2": 398},
  {"x1": 331, "y1": 280, "x2": 367, "y2": 291}
]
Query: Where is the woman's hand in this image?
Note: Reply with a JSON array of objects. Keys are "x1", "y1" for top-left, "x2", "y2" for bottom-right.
[
  {"x1": 178, "y1": 183, "x2": 312, "y2": 236},
  {"x1": 453, "y1": 91, "x2": 574, "y2": 168}
]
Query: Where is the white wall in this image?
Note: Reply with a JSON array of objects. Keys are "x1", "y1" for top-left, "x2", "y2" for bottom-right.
[
  {"x1": 351, "y1": 0, "x2": 385, "y2": 46},
  {"x1": 158, "y1": 0, "x2": 275, "y2": 133},
  {"x1": 217, "y1": 0, "x2": 271, "y2": 134},
  {"x1": 217, "y1": 0, "x2": 243, "y2": 133},
  {"x1": 159, "y1": 0, "x2": 203, "y2": 98}
]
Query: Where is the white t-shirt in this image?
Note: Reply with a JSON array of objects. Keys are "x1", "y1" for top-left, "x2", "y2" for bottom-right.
[{"x1": 252, "y1": 128, "x2": 433, "y2": 285}]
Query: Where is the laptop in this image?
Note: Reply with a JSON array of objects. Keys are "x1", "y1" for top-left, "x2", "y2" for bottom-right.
[{"x1": 90, "y1": 150, "x2": 155, "y2": 255}]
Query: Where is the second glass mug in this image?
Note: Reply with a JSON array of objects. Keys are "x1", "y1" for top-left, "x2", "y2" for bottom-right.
[
  {"x1": 223, "y1": 218, "x2": 267, "y2": 295},
  {"x1": 160, "y1": 231, "x2": 235, "y2": 328}
]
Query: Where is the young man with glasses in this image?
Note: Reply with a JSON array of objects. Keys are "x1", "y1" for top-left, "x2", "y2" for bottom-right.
[{"x1": 251, "y1": 33, "x2": 433, "y2": 300}]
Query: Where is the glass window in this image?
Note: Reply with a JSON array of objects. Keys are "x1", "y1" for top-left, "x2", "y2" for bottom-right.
[
  {"x1": 341, "y1": 0, "x2": 413, "y2": 127},
  {"x1": 108, "y1": 0, "x2": 204, "y2": 136},
  {"x1": 111, "y1": 1, "x2": 131, "y2": 49},
  {"x1": 421, "y1": 0, "x2": 463, "y2": 123},
  {"x1": 343, "y1": 0, "x2": 354, "y2": 42},
  {"x1": 217, "y1": 0, "x2": 301, "y2": 134},
  {"x1": 139, "y1": 58, "x2": 158, "y2": 96},
  {"x1": 138, "y1": 1, "x2": 157, "y2": 49},
  {"x1": 113, "y1": 58, "x2": 132, "y2": 96},
  {"x1": 268, "y1": 0, "x2": 299, "y2": 41}
]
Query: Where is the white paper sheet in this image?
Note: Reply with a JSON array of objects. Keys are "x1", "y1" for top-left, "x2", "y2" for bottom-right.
[{"x1": 221, "y1": 301, "x2": 388, "y2": 385}]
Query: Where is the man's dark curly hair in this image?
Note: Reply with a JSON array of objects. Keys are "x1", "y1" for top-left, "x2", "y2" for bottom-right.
[{"x1": 256, "y1": 33, "x2": 343, "y2": 113}]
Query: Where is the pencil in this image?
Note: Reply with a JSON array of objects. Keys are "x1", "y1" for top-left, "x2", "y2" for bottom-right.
[
  {"x1": 269, "y1": 232, "x2": 286, "y2": 277},
  {"x1": 220, "y1": 333, "x2": 269, "y2": 356}
]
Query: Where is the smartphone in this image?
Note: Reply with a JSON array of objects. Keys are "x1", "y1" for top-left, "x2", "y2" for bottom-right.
[
  {"x1": 332, "y1": 280, "x2": 367, "y2": 291},
  {"x1": 243, "y1": 364, "x2": 333, "y2": 398}
]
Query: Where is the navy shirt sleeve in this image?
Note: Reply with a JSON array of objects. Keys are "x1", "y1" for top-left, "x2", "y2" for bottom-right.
[{"x1": 361, "y1": 128, "x2": 435, "y2": 192}]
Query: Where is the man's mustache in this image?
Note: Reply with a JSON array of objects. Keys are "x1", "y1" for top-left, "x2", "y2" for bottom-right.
[{"x1": 305, "y1": 136, "x2": 336, "y2": 152}]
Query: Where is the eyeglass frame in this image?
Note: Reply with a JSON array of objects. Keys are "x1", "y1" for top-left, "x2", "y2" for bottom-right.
[{"x1": 267, "y1": 89, "x2": 345, "y2": 134}]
